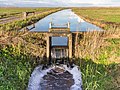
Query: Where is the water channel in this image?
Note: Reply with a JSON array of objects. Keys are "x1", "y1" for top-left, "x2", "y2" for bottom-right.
[
  {"x1": 27, "y1": 9, "x2": 102, "y2": 90},
  {"x1": 26, "y1": 9, "x2": 102, "y2": 46},
  {"x1": 27, "y1": 9, "x2": 101, "y2": 32}
]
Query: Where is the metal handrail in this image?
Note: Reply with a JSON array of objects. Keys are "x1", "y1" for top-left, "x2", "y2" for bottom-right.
[{"x1": 49, "y1": 22, "x2": 70, "y2": 29}]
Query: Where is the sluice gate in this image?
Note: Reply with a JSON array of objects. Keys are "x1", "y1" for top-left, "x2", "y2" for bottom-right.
[{"x1": 46, "y1": 22, "x2": 72, "y2": 64}]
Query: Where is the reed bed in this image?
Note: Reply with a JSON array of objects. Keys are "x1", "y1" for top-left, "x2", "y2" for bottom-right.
[
  {"x1": 75, "y1": 28, "x2": 120, "y2": 64},
  {"x1": 0, "y1": 8, "x2": 120, "y2": 89},
  {"x1": 74, "y1": 28, "x2": 120, "y2": 90}
]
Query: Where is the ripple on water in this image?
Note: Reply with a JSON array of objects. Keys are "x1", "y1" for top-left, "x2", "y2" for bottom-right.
[{"x1": 27, "y1": 65, "x2": 82, "y2": 90}]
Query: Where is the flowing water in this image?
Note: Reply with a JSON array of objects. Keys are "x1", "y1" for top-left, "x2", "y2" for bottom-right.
[
  {"x1": 27, "y1": 9, "x2": 102, "y2": 90},
  {"x1": 28, "y1": 65, "x2": 82, "y2": 90}
]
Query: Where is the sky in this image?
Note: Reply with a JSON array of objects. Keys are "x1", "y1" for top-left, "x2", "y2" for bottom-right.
[{"x1": 0, "y1": 0, "x2": 120, "y2": 7}]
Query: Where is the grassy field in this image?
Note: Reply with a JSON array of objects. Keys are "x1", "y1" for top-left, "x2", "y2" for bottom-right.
[
  {"x1": 75, "y1": 58, "x2": 120, "y2": 90},
  {"x1": 0, "y1": 7, "x2": 63, "y2": 89},
  {"x1": 0, "y1": 31, "x2": 47, "y2": 90},
  {"x1": 0, "y1": 7, "x2": 57, "y2": 19},
  {"x1": 74, "y1": 30, "x2": 120, "y2": 90},
  {"x1": 1, "y1": 31, "x2": 120, "y2": 90},
  {"x1": 0, "y1": 8, "x2": 63, "y2": 31},
  {"x1": 0, "y1": 7, "x2": 120, "y2": 90},
  {"x1": 73, "y1": 7, "x2": 120, "y2": 88},
  {"x1": 72, "y1": 7, "x2": 120, "y2": 29}
]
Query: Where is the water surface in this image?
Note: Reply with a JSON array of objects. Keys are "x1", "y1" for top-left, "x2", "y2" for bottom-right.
[
  {"x1": 52, "y1": 37, "x2": 68, "y2": 46},
  {"x1": 27, "y1": 9, "x2": 101, "y2": 32},
  {"x1": 27, "y1": 9, "x2": 102, "y2": 46}
]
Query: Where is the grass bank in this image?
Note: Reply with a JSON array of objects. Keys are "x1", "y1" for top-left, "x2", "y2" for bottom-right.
[
  {"x1": 74, "y1": 29, "x2": 120, "y2": 90},
  {"x1": 75, "y1": 58, "x2": 120, "y2": 90},
  {"x1": 0, "y1": 31, "x2": 47, "y2": 90},
  {"x1": 75, "y1": 30, "x2": 120, "y2": 64},
  {"x1": 0, "y1": 7, "x2": 120, "y2": 90},
  {"x1": 72, "y1": 7, "x2": 120, "y2": 29},
  {"x1": 0, "y1": 7, "x2": 63, "y2": 89},
  {"x1": 0, "y1": 7, "x2": 59, "y2": 19},
  {"x1": 0, "y1": 8, "x2": 63, "y2": 31}
]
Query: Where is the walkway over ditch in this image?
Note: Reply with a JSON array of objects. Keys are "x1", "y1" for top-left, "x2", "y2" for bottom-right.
[{"x1": 46, "y1": 22, "x2": 72, "y2": 64}]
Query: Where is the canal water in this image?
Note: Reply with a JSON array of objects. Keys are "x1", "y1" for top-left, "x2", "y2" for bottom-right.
[
  {"x1": 27, "y1": 9, "x2": 101, "y2": 90},
  {"x1": 26, "y1": 9, "x2": 102, "y2": 46},
  {"x1": 28, "y1": 65, "x2": 82, "y2": 90},
  {"x1": 27, "y1": 9, "x2": 101, "y2": 32}
]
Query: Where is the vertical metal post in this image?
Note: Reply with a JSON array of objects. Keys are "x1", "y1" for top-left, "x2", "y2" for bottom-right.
[
  {"x1": 67, "y1": 22, "x2": 70, "y2": 28},
  {"x1": 49, "y1": 22, "x2": 52, "y2": 29}
]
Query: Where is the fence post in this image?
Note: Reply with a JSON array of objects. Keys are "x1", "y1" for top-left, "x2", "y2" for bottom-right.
[{"x1": 23, "y1": 12, "x2": 27, "y2": 19}]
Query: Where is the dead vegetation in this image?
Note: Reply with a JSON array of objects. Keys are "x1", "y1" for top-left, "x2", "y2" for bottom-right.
[
  {"x1": 75, "y1": 28, "x2": 120, "y2": 64},
  {"x1": 0, "y1": 30, "x2": 46, "y2": 57}
]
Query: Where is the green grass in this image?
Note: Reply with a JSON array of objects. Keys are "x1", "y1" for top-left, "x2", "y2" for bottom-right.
[
  {"x1": 0, "y1": 7, "x2": 119, "y2": 90},
  {"x1": 74, "y1": 30, "x2": 120, "y2": 89},
  {"x1": 72, "y1": 7, "x2": 120, "y2": 29},
  {"x1": 0, "y1": 31, "x2": 46, "y2": 90},
  {"x1": 0, "y1": 8, "x2": 63, "y2": 31},
  {"x1": 0, "y1": 46, "x2": 32, "y2": 90},
  {"x1": 97, "y1": 38, "x2": 120, "y2": 64},
  {"x1": 0, "y1": 8, "x2": 64, "y2": 89},
  {"x1": 72, "y1": 7, "x2": 120, "y2": 23},
  {"x1": 102, "y1": 38, "x2": 120, "y2": 62},
  {"x1": 0, "y1": 45, "x2": 40, "y2": 90},
  {"x1": 1, "y1": 45, "x2": 118, "y2": 90},
  {"x1": 0, "y1": 7, "x2": 58, "y2": 19},
  {"x1": 75, "y1": 58, "x2": 119, "y2": 90}
]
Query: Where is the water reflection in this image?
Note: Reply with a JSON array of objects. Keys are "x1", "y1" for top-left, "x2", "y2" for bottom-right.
[
  {"x1": 26, "y1": 9, "x2": 102, "y2": 32},
  {"x1": 52, "y1": 37, "x2": 68, "y2": 46}
]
